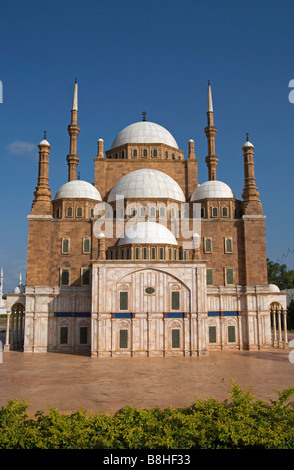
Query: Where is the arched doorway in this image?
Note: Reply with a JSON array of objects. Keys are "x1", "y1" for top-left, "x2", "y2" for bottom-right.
[{"x1": 8, "y1": 303, "x2": 25, "y2": 351}]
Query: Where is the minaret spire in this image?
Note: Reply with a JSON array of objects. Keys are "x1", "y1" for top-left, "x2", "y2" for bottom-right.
[
  {"x1": 31, "y1": 133, "x2": 52, "y2": 215},
  {"x1": 205, "y1": 81, "x2": 218, "y2": 181},
  {"x1": 241, "y1": 135, "x2": 263, "y2": 214},
  {"x1": 72, "y1": 78, "x2": 78, "y2": 111},
  {"x1": 67, "y1": 79, "x2": 80, "y2": 181},
  {"x1": 207, "y1": 80, "x2": 213, "y2": 113}
]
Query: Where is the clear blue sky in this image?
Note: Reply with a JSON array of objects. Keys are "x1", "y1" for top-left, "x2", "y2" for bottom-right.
[{"x1": 0, "y1": 0, "x2": 294, "y2": 292}]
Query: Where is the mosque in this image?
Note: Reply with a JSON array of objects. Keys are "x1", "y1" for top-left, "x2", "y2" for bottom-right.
[{"x1": 4, "y1": 81, "x2": 288, "y2": 356}]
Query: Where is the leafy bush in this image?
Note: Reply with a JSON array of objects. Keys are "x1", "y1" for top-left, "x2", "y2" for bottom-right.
[{"x1": 1, "y1": 382, "x2": 294, "y2": 449}]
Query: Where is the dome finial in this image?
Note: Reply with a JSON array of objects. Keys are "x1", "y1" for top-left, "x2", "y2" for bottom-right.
[
  {"x1": 142, "y1": 111, "x2": 147, "y2": 121},
  {"x1": 246, "y1": 132, "x2": 249, "y2": 142},
  {"x1": 44, "y1": 130, "x2": 47, "y2": 140}
]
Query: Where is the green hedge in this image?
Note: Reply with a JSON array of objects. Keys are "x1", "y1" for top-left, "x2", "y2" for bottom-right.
[{"x1": 1, "y1": 382, "x2": 294, "y2": 449}]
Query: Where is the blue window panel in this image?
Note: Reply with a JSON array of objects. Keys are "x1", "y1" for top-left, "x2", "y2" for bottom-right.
[
  {"x1": 75, "y1": 312, "x2": 91, "y2": 317},
  {"x1": 166, "y1": 313, "x2": 184, "y2": 318},
  {"x1": 208, "y1": 312, "x2": 238, "y2": 317},
  {"x1": 114, "y1": 313, "x2": 132, "y2": 318},
  {"x1": 56, "y1": 312, "x2": 72, "y2": 317}
]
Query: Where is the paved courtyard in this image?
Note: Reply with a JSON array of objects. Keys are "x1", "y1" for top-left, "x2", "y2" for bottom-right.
[{"x1": 1, "y1": 348, "x2": 294, "y2": 416}]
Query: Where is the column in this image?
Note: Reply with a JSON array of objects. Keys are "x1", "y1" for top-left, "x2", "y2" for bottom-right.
[
  {"x1": 111, "y1": 316, "x2": 115, "y2": 356},
  {"x1": 183, "y1": 314, "x2": 190, "y2": 356},
  {"x1": 131, "y1": 314, "x2": 134, "y2": 357},
  {"x1": 220, "y1": 313, "x2": 225, "y2": 350},
  {"x1": 15, "y1": 312, "x2": 19, "y2": 347},
  {"x1": 20, "y1": 311, "x2": 23, "y2": 347},
  {"x1": 272, "y1": 308, "x2": 277, "y2": 346},
  {"x1": 238, "y1": 312, "x2": 243, "y2": 350},
  {"x1": 163, "y1": 316, "x2": 167, "y2": 356},
  {"x1": 283, "y1": 309, "x2": 288, "y2": 345},
  {"x1": 10, "y1": 312, "x2": 14, "y2": 349},
  {"x1": 278, "y1": 308, "x2": 282, "y2": 345},
  {"x1": 4, "y1": 310, "x2": 11, "y2": 351},
  {"x1": 147, "y1": 312, "x2": 150, "y2": 356}
]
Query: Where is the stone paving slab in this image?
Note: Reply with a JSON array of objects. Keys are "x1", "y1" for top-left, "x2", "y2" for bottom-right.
[{"x1": 1, "y1": 349, "x2": 294, "y2": 415}]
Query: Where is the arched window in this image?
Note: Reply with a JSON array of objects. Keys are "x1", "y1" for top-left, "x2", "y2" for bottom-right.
[
  {"x1": 222, "y1": 207, "x2": 228, "y2": 217},
  {"x1": 149, "y1": 206, "x2": 156, "y2": 217},
  {"x1": 212, "y1": 207, "x2": 218, "y2": 217},
  {"x1": 61, "y1": 269, "x2": 70, "y2": 286},
  {"x1": 159, "y1": 207, "x2": 165, "y2": 218},
  {"x1": 76, "y1": 207, "x2": 83, "y2": 218},
  {"x1": 62, "y1": 238, "x2": 70, "y2": 254},
  {"x1": 66, "y1": 207, "x2": 73, "y2": 218},
  {"x1": 225, "y1": 238, "x2": 233, "y2": 253}
]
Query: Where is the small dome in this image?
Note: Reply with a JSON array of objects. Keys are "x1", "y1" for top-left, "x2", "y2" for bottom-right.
[
  {"x1": 108, "y1": 169, "x2": 185, "y2": 203},
  {"x1": 39, "y1": 139, "x2": 50, "y2": 147},
  {"x1": 111, "y1": 121, "x2": 178, "y2": 149},
  {"x1": 268, "y1": 284, "x2": 280, "y2": 293},
  {"x1": 118, "y1": 221, "x2": 178, "y2": 246},
  {"x1": 13, "y1": 285, "x2": 25, "y2": 294},
  {"x1": 191, "y1": 180, "x2": 237, "y2": 201},
  {"x1": 54, "y1": 180, "x2": 102, "y2": 201},
  {"x1": 243, "y1": 141, "x2": 254, "y2": 149}
]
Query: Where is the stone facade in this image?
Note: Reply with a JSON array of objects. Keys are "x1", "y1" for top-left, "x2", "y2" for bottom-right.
[{"x1": 4, "y1": 82, "x2": 288, "y2": 356}]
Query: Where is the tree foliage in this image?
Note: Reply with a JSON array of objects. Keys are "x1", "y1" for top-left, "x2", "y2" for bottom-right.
[
  {"x1": 1, "y1": 382, "x2": 294, "y2": 449},
  {"x1": 267, "y1": 259, "x2": 294, "y2": 329},
  {"x1": 267, "y1": 258, "x2": 294, "y2": 290}
]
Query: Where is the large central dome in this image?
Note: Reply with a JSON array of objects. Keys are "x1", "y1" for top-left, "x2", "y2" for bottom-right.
[
  {"x1": 107, "y1": 169, "x2": 185, "y2": 202},
  {"x1": 111, "y1": 121, "x2": 178, "y2": 149},
  {"x1": 118, "y1": 221, "x2": 178, "y2": 246}
]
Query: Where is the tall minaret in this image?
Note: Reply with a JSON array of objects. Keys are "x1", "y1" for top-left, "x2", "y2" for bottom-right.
[
  {"x1": 67, "y1": 79, "x2": 80, "y2": 181},
  {"x1": 204, "y1": 81, "x2": 218, "y2": 181},
  {"x1": 31, "y1": 132, "x2": 52, "y2": 215},
  {"x1": 0, "y1": 268, "x2": 3, "y2": 299},
  {"x1": 0, "y1": 268, "x2": 5, "y2": 309},
  {"x1": 241, "y1": 134, "x2": 263, "y2": 214}
]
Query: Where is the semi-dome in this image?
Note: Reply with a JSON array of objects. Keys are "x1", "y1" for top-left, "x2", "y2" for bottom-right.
[
  {"x1": 118, "y1": 221, "x2": 178, "y2": 246},
  {"x1": 268, "y1": 284, "x2": 280, "y2": 293},
  {"x1": 191, "y1": 180, "x2": 237, "y2": 201},
  {"x1": 54, "y1": 180, "x2": 102, "y2": 201},
  {"x1": 111, "y1": 121, "x2": 178, "y2": 149},
  {"x1": 107, "y1": 169, "x2": 185, "y2": 203}
]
